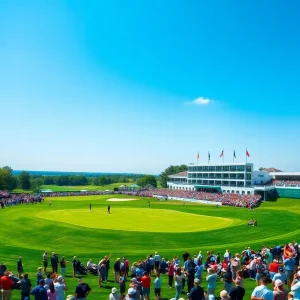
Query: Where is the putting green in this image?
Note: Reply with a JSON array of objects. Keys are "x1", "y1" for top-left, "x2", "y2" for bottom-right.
[{"x1": 38, "y1": 208, "x2": 235, "y2": 232}]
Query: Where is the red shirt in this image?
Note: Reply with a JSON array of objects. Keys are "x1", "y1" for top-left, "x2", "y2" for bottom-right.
[
  {"x1": 141, "y1": 275, "x2": 151, "y2": 288},
  {"x1": 269, "y1": 262, "x2": 279, "y2": 273},
  {"x1": 0, "y1": 276, "x2": 14, "y2": 290}
]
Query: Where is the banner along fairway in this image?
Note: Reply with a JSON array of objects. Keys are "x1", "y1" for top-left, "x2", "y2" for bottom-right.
[{"x1": 37, "y1": 207, "x2": 236, "y2": 232}]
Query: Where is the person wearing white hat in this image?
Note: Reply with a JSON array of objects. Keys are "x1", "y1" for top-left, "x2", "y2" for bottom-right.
[
  {"x1": 125, "y1": 288, "x2": 136, "y2": 300},
  {"x1": 273, "y1": 279, "x2": 287, "y2": 300},
  {"x1": 109, "y1": 288, "x2": 120, "y2": 300},
  {"x1": 291, "y1": 271, "x2": 300, "y2": 300},
  {"x1": 54, "y1": 275, "x2": 68, "y2": 300}
]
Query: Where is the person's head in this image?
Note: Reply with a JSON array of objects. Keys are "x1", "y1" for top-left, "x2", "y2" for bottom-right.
[
  {"x1": 236, "y1": 270, "x2": 243, "y2": 278},
  {"x1": 44, "y1": 251, "x2": 47, "y2": 254},
  {"x1": 4, "y1": 271, "x2": 9, "y2": 276},
  {"x1": 117, "y1": 258, "x2": 120, "y2": 262},
  {"x1": 144, "y1": 271, "x2": 149, "y2": 276},
  {"x1": 73, "y1": 256, "x2": 76, "y2": 260},
  {"x1": 156, "y1": 272, "x2": 160, "y2": 278},
  {"x1": 220, "y1": 290, "x2": 229, "y2": 299},
  {"x1": 112, "y1": 288, "x2": 117, "y2": 294},
  {"x1": 49, "y1": 282, "x2": 55, "y2": 293},
  {"x1": 176, "y1": 268, "x2": 182, "y2": 276},
  {"x1": 194, "y1": 278, "x2": 200, "y2": 286},
  {"x1": 57, "y1": 276, "x2": 63, "y2": 283},
  {"x1": 47, "y1": 273, "x2": 51, "y2": 279},
  {"x1": 39, "y1": 279, "x2": 45, "y2": 286},
  {"x1": 278, "y1": 267, "x2": 284, "y2": 273},
  {"x1": 274, "y1": 279, "x2": 283, "y2": 290},
  {"x1": 207, "y1": 268, "x2": 214, "y2": 275},
  {"x1": 127, "y1": 288, "x2": 136, "y2": 298},
  {"x1": 260, "y1": 276, "x2": 269, "y2": 285},
  {"x1": 24, "y1": 273, "x2": 28, "y2": 279},
  {"x1": 235, "y1": 279, "x2": 241, "y2": 286},
  {"x1": 61, "y1": 256, "x2": 65, "y2": 260},
  {"x1": 38, "y1": 267, "x2": 42, "y2": 272},
  {"x1": 78, "y1": 278, "x2": 84, "y2": 283},
  {"x1": 19, "y1": 256, "x2": 22, "y2": 260}
]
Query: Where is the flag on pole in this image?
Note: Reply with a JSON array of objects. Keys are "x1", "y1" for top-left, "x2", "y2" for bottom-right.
[
  {"x1": 208, "y1": 152, "x2": 210, "y2": 161},
  {"x1": 246, "y1": 149, "x2": 250, "y2": 157},
  {"x1": 233, "y1": 150, "x2": 236, "y2": 159},
  {"x1": 219, "y1": 150, "x2": 224, "y2": 158},
  {"x1": 197, "y1": 151, "x2": 200, "y2": 160}
]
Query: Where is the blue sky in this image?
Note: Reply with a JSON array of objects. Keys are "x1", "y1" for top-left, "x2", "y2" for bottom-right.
[{"x1": 1, "y1": 0, "x2": 300, "y2": 173}]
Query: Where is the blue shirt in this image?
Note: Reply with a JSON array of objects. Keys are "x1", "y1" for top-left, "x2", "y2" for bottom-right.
[
  {"x1": 154, "y1": 277, "x2": 161, "y2": 288},
  {"x1": 272, "y1": 273, "x2": 287, "y2": 284},
  {"x1": 206, "y1": 274, "x2": 218, "y2": 289},
  {"x1": 283, "y1": 258, "x2": 296, "y2": 271},
  {"x1": 292, "y1": 281, "x2": 300, "y2": 300},
  {"x1": 30, "y1": 285, "x2": 48, "y2": 300},
  {"x1": 195, "y1": 265, "x2": 203, "y2": 277}
]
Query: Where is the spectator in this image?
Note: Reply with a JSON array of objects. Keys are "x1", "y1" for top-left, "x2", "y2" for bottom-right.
[
  {"x1": 154, "y1": 273, "x2": 161, "y2": 300},
  {"x1": 251, "y1": 276, "x2": 273, "y2": 300},
  {"x1": 109, "y1": 288, "x2": 120, "y2": 300},
  {"x1": 229, "y1": 277, "x2": 245, "y2": 300},
  {"x1": 47, "y1": 282, "x2": 56, "y2": 300},
  {"x1": 74, "y1": 278, "x2": 91, "y2": 300},
  {"x1": 20, "y1": 273, "x2": 32, "y2": 300},
  {"x1": 141, "y1": 272, "x2": 151, "y2": 300},
  {"x1": 1, "y1": 271, "x2": 14, "y2": 300},
  {"x1": 188, "y1": 278, "x2": 204, "y2": 300},
  {"x1": 54, "y1": 276, "x2": 67, "y2": 300},
  {"x1": 30, "y1": 279, "x2": 47, "y2": 300},
  {"x1": 273, "y1": 279, "x2": 287, "y2": 300},
  {"x1": 206, "y1": 268, "x2": 218, "y2": 296}
]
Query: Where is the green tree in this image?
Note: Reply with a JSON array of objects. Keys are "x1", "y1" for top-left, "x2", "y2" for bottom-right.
[
  {"x1": 18, "y1": 171, "x2": 31, "y2": 190},
  {"x1": 159, "y1": 164, "x2": 188, "y2": 188},
  {"x1": 137, "y1": 175, "x2": 157, "y2": 188},
  {"x1": 0, "y1": 166, "x2": 18, "y2": 190},
  {"x1": 31, "y1": 178, "x2": 44, "y2": 192}
]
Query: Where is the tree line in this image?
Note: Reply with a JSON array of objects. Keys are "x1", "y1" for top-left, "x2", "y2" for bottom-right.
[{"x1": 0, "y1": 164, "x2": 187, "y2": 192}]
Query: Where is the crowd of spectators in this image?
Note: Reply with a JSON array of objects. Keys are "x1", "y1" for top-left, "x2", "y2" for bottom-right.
[
  {"x1": 150, "y1": 190, "x2": 262, "y2": 209},
  {"x1": 1, "y1": 242, "x2": 300, "y2": 300},
  {"x1": 270, "y1": 180, "x2": 300, "y2": 187}
]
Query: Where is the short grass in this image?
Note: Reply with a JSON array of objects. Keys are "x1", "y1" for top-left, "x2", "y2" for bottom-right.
[{"x1": 0, "y1": 196, "x2": 299, "y2": 300}]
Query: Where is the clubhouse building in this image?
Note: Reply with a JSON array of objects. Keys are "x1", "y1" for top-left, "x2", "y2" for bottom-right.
[{"x1": 167, "y1": 163, "x2": 300, "y2": 200}]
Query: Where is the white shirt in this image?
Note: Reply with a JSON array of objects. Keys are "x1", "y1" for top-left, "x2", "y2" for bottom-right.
[{"x1": 109, "y1": 293, "x2": 120, "y2": 300}]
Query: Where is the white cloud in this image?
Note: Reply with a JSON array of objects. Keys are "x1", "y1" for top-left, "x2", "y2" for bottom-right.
[{"x1": 193, "y1": 97, "x2": 211, "y2": 105}]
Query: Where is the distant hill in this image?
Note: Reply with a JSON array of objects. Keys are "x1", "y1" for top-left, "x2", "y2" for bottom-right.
[{"x1": 12, "y1": 170, "x2": 149, "y2": 177}]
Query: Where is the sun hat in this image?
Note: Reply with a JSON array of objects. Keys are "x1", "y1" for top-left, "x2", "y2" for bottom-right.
[
  {"x1": 57, "y1": 276, "x2": 63, "y2": 282},
  {"x1": 128, "y1": 288, "x2": 136, "y2": 295},
  {"x1": 112, "y1": 288, "x2": 117, "y2": 293},
  {"x1": 275, "y1": 279, "x2": 283, "y2": 287},
  {"x1": 194, "y1": 278, "x2": 200, "y2": 284},
  {"x1": 220, "y1": 290, "x2": 229, "y2": 298}
]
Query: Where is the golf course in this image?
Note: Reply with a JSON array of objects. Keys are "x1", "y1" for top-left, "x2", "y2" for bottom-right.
[{"x1": 1, "y1": 195, "x2": 300, "y2": 300}]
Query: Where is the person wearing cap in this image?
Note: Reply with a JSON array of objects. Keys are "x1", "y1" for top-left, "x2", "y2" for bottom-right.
[
  {"x1": 154, "y1": 252, "x2": 161, "y2": 273},
  {"x1": 36, "y1": 267, "x2": 44, "y2": 285},
  {"x1": 273, "y1": 279, "x2": 287, "y2": 300},
  {"x1": 206, "y1": 268, "x2": 217, "y2": 296},
  {"x1": 255, "y1": 258, "x2": 265, "y2": 286},
  {"x1": 272, "y1": 267, "x2": 287, "y2": 288},
  {"x1": 188, "y1": 278, "x2": 204, "y2": 300},
  {"x1": 109, "y1": 287, "x2": 120, "y2": 300},
  {"x1": 17, "y1": 256, "x2": 24, "y2": 279},
  {"x1": 20, "y1": 273, "x2": 32, "y2": 300},
  {"x1": 269, "y1": 260, "x2": 279, "y2": 279},
  {"x1": 229, "y1": 277, "x2": 245, "y2": 300},
  {"x1": 129, "y1": 278, "x2": 142, "y2": 300},
  {"x1": 220, "y1": 290, "x2": 231, "y2": 300},
  {"x1": 30, "y1": 279, "x2": 47, "y2": 300},
  {"x1": 125, "y1": 288, "x2": 136, "y2": 300},
  {"x1": 173, "y1": 268, "x2": 184, "y2": 300},
  {"x1": 54, "y1": 275, "x2": 68, "y2": 300},
  {"x1": 291, "y1": 271, "x2": 300, "y2": 300},
  {"x1": 284, "y1": 255, "x2": 296, "y2": 287},
  {"x1": 1, "y1": 271, "x2": 14, "y2": 300},
  {"x1": 251, "y1": 276, "x2": 273, "y2": 300},
  {"x1": 74, "y1": 278, "x2": 91, "y2": 300}
]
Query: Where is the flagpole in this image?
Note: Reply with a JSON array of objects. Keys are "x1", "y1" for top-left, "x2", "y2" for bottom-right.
[
  {"x1": 233, "y1": 149, "x2": 234, "y2": 163},
  {"x1": 246, "y1": 148, "x2": 247, "y2": 164},
  {"x1": 223, "y1": 150, "x2": 224, "y2": 164}
]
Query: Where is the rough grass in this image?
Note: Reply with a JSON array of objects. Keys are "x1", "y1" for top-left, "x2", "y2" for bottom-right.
[{"x1": 0, "y1": 196, "x2": 299, "y2": 300}]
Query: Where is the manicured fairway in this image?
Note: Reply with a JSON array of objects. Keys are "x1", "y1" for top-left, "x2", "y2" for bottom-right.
[
  {"x1": 1, "y1": 196, "x2": 300, "y2": 300},
  {"x1": 38, "y1": 208, "x2": 236, "y2": 232}
]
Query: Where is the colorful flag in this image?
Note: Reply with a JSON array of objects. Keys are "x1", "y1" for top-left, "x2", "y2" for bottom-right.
[
  {"x1": 208, "y1": 152, "x2": 211, "y2": 161},
  {"x1": 219, "y1": 150, "x2": 224, "y2": 158},
  {"x1": 197, "y1": 151, "x2": 200, "y2": 160},
  {"x1": 233, "y1": 150, "x2": 236, "y2": 159},
  {"x1": 246, "y1": 149, "x2": 250, "y2": 157}
]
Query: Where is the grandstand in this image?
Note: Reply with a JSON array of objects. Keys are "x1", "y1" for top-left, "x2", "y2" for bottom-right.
[{"x1": 154, "y1": 162, "x2": 300, "y2": 204}]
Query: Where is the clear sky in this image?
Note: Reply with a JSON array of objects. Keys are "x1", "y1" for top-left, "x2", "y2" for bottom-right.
[{"x1": 1, "y1": 0, "x2": 300, "y2": 174}]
